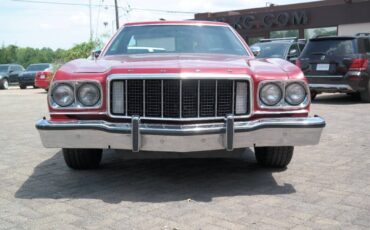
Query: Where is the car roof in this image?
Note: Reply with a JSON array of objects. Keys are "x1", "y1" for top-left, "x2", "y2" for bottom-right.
[
  {"x1": 28, "y1": 63, "x2": 51, "y2": 65},
  {"x1": 123, "y1": 20, "x2": 229, "y2": 27},
  {"x1": 310, "y1": 36, "x2": 356, "y2": 41}
]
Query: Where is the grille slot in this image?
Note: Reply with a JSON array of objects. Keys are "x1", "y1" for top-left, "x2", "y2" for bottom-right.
[
  {"x1": 199, "y1": 80, "x2": 216, "y2": 117},
  {"x1": 217, "y1": 80, "x2": 233, "y2": 117},
  {"x1": 127, "y1": 80, "x2": 143, "y2": 116},
  {"x1": 182, "y1": 80, "x2": 198, "y2": 118},
  {"x1": 145, "y1": 80, "x2": 162, "y2": 117},
  {"x1": 110, "y1": 78, "x2": 250, "y2": 120},
  {"x1": 163, "y1": 80, "x2": 180, "y2": 118}
]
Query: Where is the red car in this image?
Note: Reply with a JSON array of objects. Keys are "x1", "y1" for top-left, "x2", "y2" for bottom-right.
[
  {"x1": 36, "y1": 21, "x2": 325, "y2": 170},
  {"x1": 35, "y1": 70, "x2": 54, "y2": 91}
]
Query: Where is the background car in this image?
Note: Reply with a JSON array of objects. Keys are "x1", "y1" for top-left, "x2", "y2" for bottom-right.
[
  {"x1": 296, "y1": 33, "x2": 370, "y2": 101},
  {"x1": 250, "y1": 38, "x2": 306, "y2": 63},
  {"x1": 0, "y1": 64, "x2": 25, "y2": 89},
  {"x1": 18, "y1": 63, "x2": 53, "y2": 89},
  {"x1": 35, "y1": 69, "x2": 55, "y2": 91}
]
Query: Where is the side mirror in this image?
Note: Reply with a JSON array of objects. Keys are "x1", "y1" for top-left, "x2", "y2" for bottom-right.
[
  {"x1": 9, "y1": 69, "x2": 14, "y2": 73},
  {"x1": 92, "y1": 50, "x2": 101, "y2": 60},
  {"x1": 251, "y1": 46, "x2": 261, "y2": 57},
  {"x1": 288, "y1": 49, "x2": 298, "y2": 58}
]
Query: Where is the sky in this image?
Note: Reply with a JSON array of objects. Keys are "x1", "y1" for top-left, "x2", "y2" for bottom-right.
[{"x1": 0, "y1": 0, "x2": 318, "y2": 50}]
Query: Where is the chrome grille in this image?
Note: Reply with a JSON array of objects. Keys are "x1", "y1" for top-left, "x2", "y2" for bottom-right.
[{"x1": 109, "y1": 77, "x2": 251, "y2": 120}]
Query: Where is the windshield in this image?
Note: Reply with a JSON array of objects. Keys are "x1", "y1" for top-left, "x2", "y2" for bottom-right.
[
  {"x1": 301, "y1": 39, "x2": 355, "y2": 57},
  {"x1": 0, "y1": 65, "x2": 9, "y2": 72},
  {"x1": 105, "y1": 25, "x2": 248, "y2": 56},
  {"x1": 251, "y1": 42, "x2": 290, "y2": 58},
  {"x1": 26, "y1": 64, "x2": 50, "y2": 71}
]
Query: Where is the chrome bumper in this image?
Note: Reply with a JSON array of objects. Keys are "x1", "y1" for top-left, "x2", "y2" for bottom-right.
[
  {"x1": 309, "y1": 84, "x2": 353, "y2": 92},
  {"x1": 35, "y1": 116, "x2": 325, "y2": 152}
]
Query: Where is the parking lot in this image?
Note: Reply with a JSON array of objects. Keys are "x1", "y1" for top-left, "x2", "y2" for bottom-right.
[{"x1": 0, "y1": 87, "x2": 369, "y2": 229}]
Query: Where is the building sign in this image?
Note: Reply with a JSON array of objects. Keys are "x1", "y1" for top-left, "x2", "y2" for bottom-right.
[{"x1": 216, "y1": 11, "x2": 308, "y2": 31}]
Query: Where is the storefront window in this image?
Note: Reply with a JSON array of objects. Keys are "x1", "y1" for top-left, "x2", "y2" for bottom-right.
[
  {"x1": 270, "y1": 30, "x2": 299, "y2": 38},
  {"x1": 304, "y1": 27, "x2": 337, "y2": 39},
  {"x1": 248, "y1": 36, "x2": 265, "y2": 45}
]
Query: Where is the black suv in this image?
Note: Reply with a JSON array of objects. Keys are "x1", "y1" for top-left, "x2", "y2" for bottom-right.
[
  {"x1": 0, "y1": 64, "x2": 25, "y2": 89},
  {"x1": 18, "y1": 63, "x2": 52, "y2": 89},
  {"x1": 250, "y1": 38, "x2": 306, "y2": 63},
  {"x1": 297, "y1": 33, "x2": 370, "y2": 102}
]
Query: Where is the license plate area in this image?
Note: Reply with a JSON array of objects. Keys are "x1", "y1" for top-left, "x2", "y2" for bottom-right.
[{"x1": 316, "y1": 64, "x2": 330, "y2": 71}]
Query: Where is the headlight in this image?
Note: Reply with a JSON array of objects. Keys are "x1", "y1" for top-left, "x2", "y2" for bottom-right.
[
  {"x1": 52, "y1": 83, "x2": 74, "y2": 107},
  {"x1": 259, "y1": 83, "x2": 282, "y2": 106},
  {"x1": 77, "y1": 83, "x2": 100, "y2": 106},
  {"x1": 285, "y1": 83, "x2": 306, "y2": 105}
]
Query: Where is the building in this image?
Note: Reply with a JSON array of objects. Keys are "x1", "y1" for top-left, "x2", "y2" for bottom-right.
[{"x1": 194, "y1": 0, "x2": 370, "y2": 45}]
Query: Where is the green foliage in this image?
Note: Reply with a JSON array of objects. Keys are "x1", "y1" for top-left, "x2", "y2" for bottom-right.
[{"x1": 0, "y1": 40, "x2": 99, "y2": 68}]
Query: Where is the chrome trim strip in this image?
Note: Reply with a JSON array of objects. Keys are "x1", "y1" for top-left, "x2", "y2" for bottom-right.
[
  {"x1": 257, "y1": 79, "x2": 310, "y2": 110},
  {"x1": 215, "y1": 80, "x2": 218, "y2": 116},
  {"x1": 179, "y1": 79, "x2": 182, "y2": 118},
  {"x1": 161, "y1": 80, "x2": 163, "y2": 118},
  {"x1": 131, "y1": 116, "x2": 140, "y2": 152},
  {"x1": 106, "y1": 73, "x2": 254, "y2": 121},
  {"x1": 197, "y1": 80, "x2": 200, "y2": 118},
  {"x1": 36, "y1": 116, "x2": 325, "y2": 151},
  {"x1": 225, "y1": 115, "x2": 234, "y2": 151},
  {"x1": 143, "y1": 80, "x2": 146, "y2": 116}
]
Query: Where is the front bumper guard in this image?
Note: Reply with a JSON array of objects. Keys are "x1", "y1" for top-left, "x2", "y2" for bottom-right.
[{"x1": 36, "y1": 116, "x2": 325, "y2": 152}]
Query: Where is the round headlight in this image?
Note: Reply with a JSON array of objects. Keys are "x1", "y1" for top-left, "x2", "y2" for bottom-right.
[
  {"x1": 259, "y1": 83, "x2": 282, "y2": 106},
  {"x1": 52, "y1": 83, "x2": 74, "y2": 107},
  {"x1": 77, "y1": 83, "x2": 100, "y2": 106},
  {"x1": 285, "y1": 83, "x2": 306, "y2": 105}
]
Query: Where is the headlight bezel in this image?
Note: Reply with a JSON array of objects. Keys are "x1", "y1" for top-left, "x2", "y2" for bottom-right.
[
  {"x1": 51, "y1": 83, "x2": 75, "y2": 107},
  {"x1": 285, "y1": 82, "x2": 307, "y2": 106},
  {"x1": 76, "y1": 82, "x2": 101, "y2": 107},
  {"x1": 49, "y1": 80, "x2": 102, "y2": 109},
  {"x1": 258, "y1": 80, "x2": 309, "y2": 109},
  {"x1": 259, "y1": 82, "x2": 283, "y2": 106}
]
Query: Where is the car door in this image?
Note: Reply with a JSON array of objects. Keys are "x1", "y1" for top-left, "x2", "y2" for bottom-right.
[{"x1": 8, "y1": 65, "x2": 19, "y2": 83}]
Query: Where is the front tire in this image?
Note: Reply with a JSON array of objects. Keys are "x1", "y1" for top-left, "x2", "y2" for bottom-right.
[
  {"x1": 19, "y1": 84, "x2": 27, "y2": 89},
  {"x1": 255, "y1": 146, "x2": 294, "y2": 168},
  {"x1": 62, "y1": 148, "x2": 102, "y2": 170},
  {"x1": 0, "y1": 78, "x2": 9, "y2": 90}
]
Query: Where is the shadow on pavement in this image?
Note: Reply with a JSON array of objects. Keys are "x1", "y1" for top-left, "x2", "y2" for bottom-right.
[
  {"x1": 15, "y1": 149, "x2": 295, "y2": 204},
  {"x1": 312, "y1": 93, "x2": 362, "y2": 105}
]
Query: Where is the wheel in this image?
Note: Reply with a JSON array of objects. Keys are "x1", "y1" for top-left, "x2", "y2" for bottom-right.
[
  {"x1": 255, "y1": 146, "x2": 294, "y2": 168},
  {"x1": 62, "y1": 148, "x2": 102, "y2": 170},
  {"x1": 19, "y1": 84, "x2": 27, "y2": 89},
  {"x1": 360, "y1": 81, "x2": 370, "y2": 103},
  {"x1": 310, "y1": 91, "x2": 317, "y2": 100},
  {"x1": 33, "y1": 85, "x2": 38, "y2": 89},
  {"x1": 0, "y1": 78, "x2": 9, "y2": 89}
]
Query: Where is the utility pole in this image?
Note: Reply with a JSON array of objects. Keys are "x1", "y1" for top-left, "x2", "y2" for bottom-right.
[
  {"x1": 89, "y1": 0, "x2": 93, "y2": 40},
  {"x1": 114, "y1": 0, "x2": 119, "y2": 30}
]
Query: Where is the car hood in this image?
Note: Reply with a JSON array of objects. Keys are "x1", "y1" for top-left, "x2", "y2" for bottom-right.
[{"x1": 59, "y1": 54, "x2": 300, "y2": 79}]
